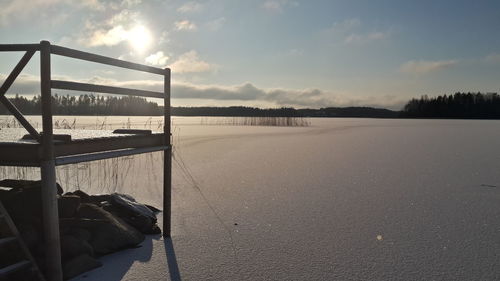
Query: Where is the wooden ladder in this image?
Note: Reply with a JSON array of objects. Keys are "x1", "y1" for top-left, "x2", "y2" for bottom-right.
[{"x1": 0, "y1": 200, "x2": 45, "y2": 280}]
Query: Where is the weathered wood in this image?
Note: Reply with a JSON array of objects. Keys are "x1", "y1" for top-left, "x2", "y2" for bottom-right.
[
  {"x1": 0, "y1": 50, "x2": 35, "y2": 97},
  {"x1": 51, "y1": 45, "x2": 165, "y2": 75},
  {"x1": 54, "y1": 134, "x2": 164, "y2": 157},
  {"x1": 0, "y1": 96, "x2": 40, "y2": 141},
  {"x1": 51, "y1": 80, "x2": 163, "y2": 99},
  {"x1": 0, "y1": 201, "x2": 46, "y2": 280},
  {"x1": 0, "y1": 44, "x2": 40, "y2": 52},
  {"x1": 0, "y1": 134, "x2": 165, "y2": 165},
  {"x1": 39, "y1": 40, "x2": 63, "y2": 281},
  {"x1": 0, "y1": 50, "x2": 40, "y2": 140},
  {"x1": 55, "y1": 145, "x2": 169, "y2": 165},
  {"x1": 163, "y1": 68, "x2": 172, "y2": 237},
  {"x1": 0, "y1": 144, "x2": 39, "y2": 165}
]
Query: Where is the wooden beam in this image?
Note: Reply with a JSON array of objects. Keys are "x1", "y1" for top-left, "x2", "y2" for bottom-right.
[
  {"x1": 51, "y1": 45, "x2": 165, "y2": 75},
  {"x1": 0, "y1": 49, "x2": 40, "y2": 140},
  {"x1": 0, "y1": 96, "x2": 40, "y2": 141},
  {"x1": 163, "y1": 68, "x2": 172, "y2": 237},
  {"x1": 39, "y1": 40, "x2": 63, "y2": 281},
  {"x1": 0, "y1": 50, "x2": 35, "y2": 97},
  {"x1": 55, "y1": 145, "x2": 169, "y2": 165},
  {"x1": 54, "y1": 134, "x2": 165, "y2": 157},
  {"x1": 0, "y1": 44, "x2": 40, "y2": 52},
  {"x1": 51, "y1": 80, "x2": 164, "y2": 99},
  {"x1": 0, "y1": 144, "x2": 39, "y2": 165}
]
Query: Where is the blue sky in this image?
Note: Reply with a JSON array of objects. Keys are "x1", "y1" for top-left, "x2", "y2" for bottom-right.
[{"x1": 1, "y1": 0, "x2": 499, "y2": 109}]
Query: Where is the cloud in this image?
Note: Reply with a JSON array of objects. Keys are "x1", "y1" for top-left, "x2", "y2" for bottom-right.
[
  {"x1": 177, "y1": 2, "x2": 202, "y2": 13},
  {"x1": 78, "y1": 10, "x2": 153, "y2": 50},
  {"x1": 0, "y1": 0, "x2": 142, "y2": 26},
  {"x1": 322, "y1": 18, "x2": 390, "y2": 45},
  {"x1": 206, "y1": 17, "x2": 226, "y2": 31},
  {"x1": 1, "y1": 73, "x2": 406, "y2": 108},
  {"x1": 483, "y1": 53, "x2": 500, "y2": 64},
  {"x1": 261, "y1": 0, "x2": 299, "y2": 13},
  {"x1": 400, "y1": 59, "x2": 458, "y2": 74},
  {"x1": 145, "y1": 51, "x2": 169, "y2": 66},
  {"x1": 327, "y1": 18, "x2": 361, "y2": 33},
  {"x1": 174, "y1": 20, "x2": 197, "y2": 31},
  {"x1": 344, "y1": 31, "x2": 390, "y2": 44},
  {"x1": 0, "y1": 0, "x2": 63, "y2": 25},
  {"x1": 168, "y1": 51, "x2": 213, "y2": 73}
]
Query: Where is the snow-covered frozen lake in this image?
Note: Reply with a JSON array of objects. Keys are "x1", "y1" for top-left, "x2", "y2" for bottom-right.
[{"x1": 3, "y1": 117, "x2": 500, "y2": 280}]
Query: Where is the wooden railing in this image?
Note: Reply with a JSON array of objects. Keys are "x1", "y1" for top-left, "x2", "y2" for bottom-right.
[
  {"x1": 0, "y1": 40, "x2": 171, "y2": 141},
  {"x1": 0, "y1": 41, "x2": 172, "y2": 281}
]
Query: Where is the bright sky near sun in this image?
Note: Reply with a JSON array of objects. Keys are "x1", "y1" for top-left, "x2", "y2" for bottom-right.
[{"x1": 0, "y1": 0, "x2": 499, "y2": 109}]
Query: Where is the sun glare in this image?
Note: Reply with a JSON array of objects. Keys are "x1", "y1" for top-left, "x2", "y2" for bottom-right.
[{"x1": 127, "y1": 25, "x2": 152, "y2": 53}]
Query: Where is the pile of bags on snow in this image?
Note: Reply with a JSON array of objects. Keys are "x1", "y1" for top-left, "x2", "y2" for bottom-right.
[{"x1": 0, "y1": 179, "x2": 161, "y2": 280}]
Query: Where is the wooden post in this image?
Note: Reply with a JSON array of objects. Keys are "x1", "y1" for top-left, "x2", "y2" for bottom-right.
[
  {"x1": 40, "y1": 40, "x2": 63, "y2": 281},
  {"x1": 163, "y1": 68, "x2": 172, "y2": 237}
]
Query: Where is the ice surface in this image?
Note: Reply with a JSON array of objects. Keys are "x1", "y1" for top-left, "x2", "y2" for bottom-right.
[{"x1": 12, "y1": 117, "x2": 498, "y2": 281}]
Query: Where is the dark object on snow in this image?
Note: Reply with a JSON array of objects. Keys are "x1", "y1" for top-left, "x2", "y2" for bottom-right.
[
  {"x1": 60, "y1": 234, "x2": 94, "y2": 259},
  {"x1": 0, "y1": 179, "x2": 63, "y2": 195},
  {"x1": 1, "y1": 180, "x2": 160, "y2": 280},
  {"x1": 62, "y1": 254, "x2": 102, "y2": 280},
  {"x1": 66, "y1": 190, "x2": 110, "y2": 206},
  {"x1": 22, "y1": 133, "x2": 72, "y2": 142},
  {"x1": 104, "y1": 193, "x2": 161, "y2": 234},
  {"x1": 76, "y1": 203, "x2": 145, "y2": 255},
  {"x1": 113, "y1": 129, "x2": 152, "y2": 135},
  {"x1": 58, "y1": 195, "x2": 81, "y2": 218}
]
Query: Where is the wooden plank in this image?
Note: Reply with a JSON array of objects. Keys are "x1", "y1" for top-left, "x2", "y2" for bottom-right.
[
  {"x1": 0, "y1": 134, "x2": 165, "y2": 164},
  {"x1": 163, "y1": 68, "x2": 172, "y2": 237},
  {"x1": 54, "y1": 134, "x2": 164, "y2": 157},
  {"x1": 0, "y1": 49, "x2": 40, "y2": 140},
  {"x1": 0, "y1": 44, "x2": 40, "y2": 52},
  {"x1": 0, "y1": 96, "x2": 40, "y2": 141},
  {"x1": 39, "y1": 40, "x2": 63, "y2": 281},
  {"x1": 51, "y1": 45, "x2": 164, "y2": 75},
  {"x1": 0, "y1": 50, "x2": 36, "y2": 97},
  {"x1": 55, "y1": 145, "x2": 169, "y2": 165},
  {"x1": 0, "y1": 143, "x2": 39, "y2": 161},
  {"x1": 51, "y1": 80, "x2": 164, "y2": 99}
]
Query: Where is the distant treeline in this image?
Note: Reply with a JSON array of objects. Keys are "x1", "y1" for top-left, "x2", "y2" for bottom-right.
[
  {"x1": 0, "y1": 94, "x2": 399, "y2": 118},
  {"x1": 0, "y1": 94, "x2": 162, "y2": 116},
  {"x1": 2, "y1": 92, "x2": 500, "y2": 118},
  {"x1": 401, "y1": 92, "x2": 500, "y2": 118}
]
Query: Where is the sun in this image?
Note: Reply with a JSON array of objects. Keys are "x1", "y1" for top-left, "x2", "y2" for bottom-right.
[{"x1": 127, "y1": 25, "x2": 152, "y2": 53}]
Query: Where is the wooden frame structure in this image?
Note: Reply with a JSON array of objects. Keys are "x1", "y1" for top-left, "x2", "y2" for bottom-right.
[{"x1": 0, "y1": 41, "x2": 172, "y2": 281}]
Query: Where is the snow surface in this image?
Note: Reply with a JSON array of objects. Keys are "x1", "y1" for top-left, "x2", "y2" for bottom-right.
[{"x1": 18, "y1": 117, "x2": 500, "y2": 281}]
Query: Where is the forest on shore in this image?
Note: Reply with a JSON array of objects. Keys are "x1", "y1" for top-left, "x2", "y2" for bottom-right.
[
  {"x1": 400, "y1": 92, "x2": 500, "y2": 118},
  {"x1": 0, "y1": 92, "x2": 498, "y2": 119}
]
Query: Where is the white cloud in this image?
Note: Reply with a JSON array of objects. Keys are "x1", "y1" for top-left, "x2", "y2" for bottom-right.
[
  {"x1": 1, "y1": 73, "x2": 407, "y2": 108},
  {"x1": 177, "y1": 2, "x2": 203, "y2": 13},
  {"x1": 344, "y1": 31, "x2": 390, "y2": 44},
  {"x1": 400, "y1": 59, "x2": 458, "y2": 74},
  {"x1": 78, "y1": 10, "x2": 153, "y2": 51},
  {"x1": 168, "y1": 51, "x2": 213, "y2": 73},
  {"x1": 86, "y1": 25, "x2": 129, "y2": 47},
  {"x1": 0, "y1": 0, "x2": 62, "y2": 25},
  {"x1": 0, "y1": 0, "x2": 143, "y2": 26},
  {"x1": 483, "y1": 53, "x2": 500, "y2": 64},
  {"x1": 79, "y1": 0, "x2": 106, "y2": 10},
  {"x1": 174, "y1": 20, "x2": 197, "y2": 31},
  {"x1": 262, "y1": 0, "x2": 299, "y2": 13},
  {"x1": 322, "y1": 18, "x2": 391, "y2": 45},
  {"x1": 206, "y1": 17, "x2": 226, "y2": 31},
  {"x1": 145, "y1": 51, "x2": 169, "y2": 66},
  {"x1": 327, "y1": 18, "x2": 361, "y2": 33}
]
